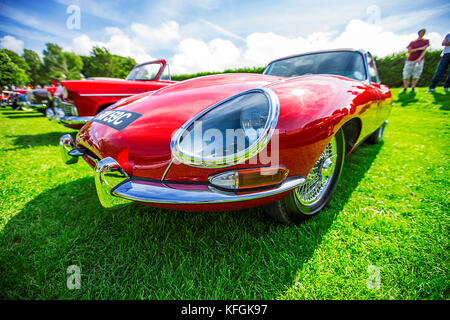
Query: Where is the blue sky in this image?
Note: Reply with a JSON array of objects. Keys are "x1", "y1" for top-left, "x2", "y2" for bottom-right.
[{"x1": 0, "y1": 0, "x2": 449, "y2": 74}]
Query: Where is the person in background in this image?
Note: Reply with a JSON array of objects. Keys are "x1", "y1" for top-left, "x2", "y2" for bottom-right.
[
  {"x1": 402, "y1": 29, "x2": 429, "y2": 92},
  {"x1": 426, "y1": 33, "x2": 450, "y2": 93}
]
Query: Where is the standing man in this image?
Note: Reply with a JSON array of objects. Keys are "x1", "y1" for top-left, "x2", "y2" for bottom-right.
[
  {"x1": 426, "y1": 33, "x2": 450, "y2": 93},
  {"x1": 402, "y1": 29, "x2": 429, "y2": 92}
]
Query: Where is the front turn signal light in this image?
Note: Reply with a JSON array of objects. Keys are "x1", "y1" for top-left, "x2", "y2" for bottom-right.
[{"x1": 208, "y1": 166, "x2": 289, "y2": 190}]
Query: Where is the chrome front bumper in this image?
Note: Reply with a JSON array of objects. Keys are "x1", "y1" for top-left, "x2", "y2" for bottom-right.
[
  {"x1": 20, "y1": 101, "x2": 47, "y2": 109},
  {"x1": 60, "y1": 134, "x2": 306, "y2": 208},
  {"x1": 49, "y1": 97, "x2": 93, "y2": 126},
  {"x1": 58, "y1": 116, "x2": 93, "y2": 126}
]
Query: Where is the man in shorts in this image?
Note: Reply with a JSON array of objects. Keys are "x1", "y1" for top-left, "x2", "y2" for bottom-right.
[{"x1": 402, "y1": 29, "x2": 429, "y2": 92}]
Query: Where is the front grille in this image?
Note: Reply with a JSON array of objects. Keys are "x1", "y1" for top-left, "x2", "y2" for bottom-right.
[
  {"x1": 60, "y1": 103, "x2": 75, "y2": 116},
  {"x1": 55, "y1": 98, "x2": 77, "y2": 116}
]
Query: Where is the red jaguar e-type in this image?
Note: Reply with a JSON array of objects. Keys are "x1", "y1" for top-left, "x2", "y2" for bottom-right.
[{"x1": 60, "y1": 49, "x2": 392, "y2": 224}]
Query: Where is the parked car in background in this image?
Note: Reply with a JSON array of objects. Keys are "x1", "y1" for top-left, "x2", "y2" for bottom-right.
[
  {"x1": 23, "y1": 86, "x2": 58, "y2": 114},
  {"x1": 0, "y1": 88, "x2": 10, "y2": 107},
  {"x1": 60, "y1": 49, "x2": 392, "y2": 225},
  {"x1": 1, "y1": 88, "x2": 28, "y2": 110},
  {"x1": 48, "y1": 59, "x2": 176, "y2": 129}
]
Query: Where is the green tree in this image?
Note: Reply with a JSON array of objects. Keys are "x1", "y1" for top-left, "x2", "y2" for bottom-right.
[
  {"x1": 41, "y1": 43, "x2": 83, "y2": 82},
  {"x1": 61, "y1": 52, "x2": 83, "y2": 79},
  {"x1": 22, "y1": 49, "x2": 43, "y2": 86},
  {"x1": 111, "y1": 55, "x2": 136, "y2": 78},
  {"x1": 81, "y1": 46, "x2": 136, "y2": 79},
  {"x1": 81, "y1": 46, "x2": 113, "y2": 77},
  {"x1": 0, "y1": 51, "x2": 28, "y2": 87},
  {"x1": 0, "y1": 48, "x2": 30, "y2": 73}
]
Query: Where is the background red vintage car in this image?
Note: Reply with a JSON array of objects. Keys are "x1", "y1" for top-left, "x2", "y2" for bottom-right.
[{"x1": 49, "y1": 59, "x2": 176, "y2": 129}]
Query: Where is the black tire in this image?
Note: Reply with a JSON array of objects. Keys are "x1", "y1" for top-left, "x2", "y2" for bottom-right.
[
  {"x1": 367, "y1": 121, "x2": 387, "y2": 144},
  {"x1": 12, "y1": 101, "x2": 20, "y2": 110},
  {"x1": 264, "y1": 129, "x2": 345, "y2": 225}
]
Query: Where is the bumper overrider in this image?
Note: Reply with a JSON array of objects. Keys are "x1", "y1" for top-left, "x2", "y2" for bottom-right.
[
  {"x1": 59, "y1": 134, "x2": 306, "y2": 208},
  {"x1": 48, "y1": 97, "x2": 93, "y2": 126}
]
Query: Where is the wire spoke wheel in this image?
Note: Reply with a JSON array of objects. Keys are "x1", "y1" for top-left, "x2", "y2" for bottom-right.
[
  {"x1": 263, "y1": 129, "x2": 345, "y2": 224},
  {"x1": 294, "y1": 136, "x2": 338, "y2": 208}
]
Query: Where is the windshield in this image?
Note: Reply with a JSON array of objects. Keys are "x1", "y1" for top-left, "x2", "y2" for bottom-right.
[
  {"x1": 126, "y1": 62, "x2": 163, "y2": 81},
  {"x1": 263, "y1": 51, "x2": 367, "y2": 81}
]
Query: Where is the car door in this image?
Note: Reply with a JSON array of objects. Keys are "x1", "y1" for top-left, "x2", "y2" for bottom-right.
[{"x1": 366, "y1": 52, "x2": 389, "y2": 128}]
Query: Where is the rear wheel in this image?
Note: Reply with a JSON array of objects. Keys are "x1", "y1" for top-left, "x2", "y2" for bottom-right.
[{"x1": 264, "y1": 129, "x2": 345, "y2": 225}]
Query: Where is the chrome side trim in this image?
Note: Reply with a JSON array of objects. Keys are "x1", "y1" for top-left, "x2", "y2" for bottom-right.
[{"x1": 112, "y1": 176, "x2": 305, "y2": 205}]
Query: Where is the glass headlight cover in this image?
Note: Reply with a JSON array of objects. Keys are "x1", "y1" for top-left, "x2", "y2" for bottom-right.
[
  {"x1": 171, "y1": 88, "x2": 279, "y2": 167},
  {"x1": 62, "y1": 87, "x2": 68, "y2": 99}
]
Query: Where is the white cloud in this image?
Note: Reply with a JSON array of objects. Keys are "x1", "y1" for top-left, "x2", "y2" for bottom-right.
[
  {"x1": 199, "y1": 19, "x2": 245, "y2": 42},
  {"x1": 61, "y1": 18, "x2": 447, "y2": 76},
  {"x1": 68, "y1": 31, "x2": 153, "y2": 63},
  {"x1": 66, "y1": 20, "x2": 184, "y2": 63},
  {"x1": 169, "y1": 19, "x2": 446, "y2": 74},
  {"x1": 171, "y1": 38, "x2": 243, "y2": 74},
  {"x1": 131, "y1": 21, "x2": 181, "y2": 45},
  {"x1": 0, "y1": 35, "x2": 24, "y2": 54}
]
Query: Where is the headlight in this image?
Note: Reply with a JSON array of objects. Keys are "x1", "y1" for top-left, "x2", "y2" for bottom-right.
[
  {"x1": 62, "y1": 87, "x2": 68, "y2": 99},
  {"x1": 171, "y1": 87, "x2": 279, "y2": 167}
]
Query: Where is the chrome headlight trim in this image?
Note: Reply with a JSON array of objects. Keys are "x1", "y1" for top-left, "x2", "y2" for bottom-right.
[
  {"x1": 170, "y1": 87, "x2": 280, "y2": 168},
  {"x1": 62, "y1": 87, "x2": 68, "y2": 99}
]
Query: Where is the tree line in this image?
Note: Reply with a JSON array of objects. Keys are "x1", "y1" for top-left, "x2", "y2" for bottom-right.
[
  {"x1": 0, "y1": 43, "x2": 445, "y2": 88},
  {"x1": 0, "y1": 43, "x2": 136, "y2": 88}
]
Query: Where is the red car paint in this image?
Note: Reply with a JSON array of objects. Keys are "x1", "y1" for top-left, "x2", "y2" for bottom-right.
[{"x1": 75, "y1": 66, "x2": 392, "y2": 211}]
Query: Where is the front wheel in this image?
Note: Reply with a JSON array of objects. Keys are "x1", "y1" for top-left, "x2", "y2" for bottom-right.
[
  {"x1": 264, "y1": 129, "x2": 345, "y2": 225},
  {"x1": 12, "y1": 100, "x2": 20, "y2": 110}
]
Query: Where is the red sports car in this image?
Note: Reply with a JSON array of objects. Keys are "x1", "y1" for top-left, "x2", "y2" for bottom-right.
[
  {"x1": 60, "y1": 49, "x2": 392, "y2": 224},
  {"x1": 49, "y1": 59, "x2": 175, "y2": 129}
]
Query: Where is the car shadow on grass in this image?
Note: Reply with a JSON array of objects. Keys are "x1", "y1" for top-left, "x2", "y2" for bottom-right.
[
  {"x1": 0, "y1": 143, "x2": 382, "y2": 299},
  {"x1": 1, "y1": 111, "x2": 38, "y2": 115},
  {"x1": 4, "y1": 114, "x2": 44, "y2": 119},
  {"x1": 5, "y1": 131, "x2": 75, "y2": 151}
]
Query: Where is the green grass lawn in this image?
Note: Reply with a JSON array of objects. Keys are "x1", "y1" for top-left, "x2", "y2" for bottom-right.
[{"x1": 0, "y1": 88, "x2": 448, "y2": 299}]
